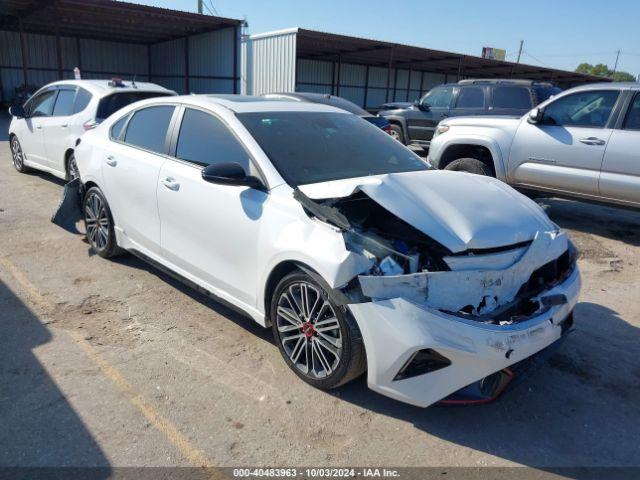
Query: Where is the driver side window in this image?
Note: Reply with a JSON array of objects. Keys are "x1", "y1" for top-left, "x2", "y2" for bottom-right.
[
  {"x1": 542, "y1": 90, "x2": 619, "y2": 128},
  {"x1": 421, "y1": 87, "x2": 453, "y2": 109}
]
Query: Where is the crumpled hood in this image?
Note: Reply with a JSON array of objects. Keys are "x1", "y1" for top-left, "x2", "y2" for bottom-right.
[{"x1": 298, "y1": 170, "x2": 556, "y2": 253}]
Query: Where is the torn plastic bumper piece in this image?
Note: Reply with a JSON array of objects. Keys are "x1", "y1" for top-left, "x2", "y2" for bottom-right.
[
  {"x1": 348, "y1": 267, "x2": 580, "y2": 408},
  {"x1": 51, "y1": 178, "x2": 82, "y2": 234},
  {"x1": 439, "y1": 318, "x2": 572, "y2": 405}
]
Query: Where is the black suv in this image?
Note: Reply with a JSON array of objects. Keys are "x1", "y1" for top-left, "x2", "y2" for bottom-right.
[{"x1": 380, "y1": 79, "x2": 561, "y2": 149}]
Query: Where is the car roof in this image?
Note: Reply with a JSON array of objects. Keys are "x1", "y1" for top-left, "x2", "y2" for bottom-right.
[
  {"x1": 564, "y1": 82, "x2": 640, "y2": 92},
  {"x1": 456, "y1": 79, "x2": 556, "y2": 86},
  {"x1": 45, "y1": 79, "x2": 175, "y2": 96},
  {"x1": 139, "y1": 94, "x2": 351, "y2": 114}
]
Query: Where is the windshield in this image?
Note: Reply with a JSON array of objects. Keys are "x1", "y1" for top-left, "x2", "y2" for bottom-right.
[
  {"x1": 237, "y1": 112, "x2": 429, "y2": 186},
  {"x1": 96, "y1": 91, "x2": 173, "y2": 120}
]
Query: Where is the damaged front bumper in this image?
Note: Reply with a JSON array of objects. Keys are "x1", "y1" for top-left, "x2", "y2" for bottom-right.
[{"x1": 348, "y1": 266, "x2": 580, "y2": 408}]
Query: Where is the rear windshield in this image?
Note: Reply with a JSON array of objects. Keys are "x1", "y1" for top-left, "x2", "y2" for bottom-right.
[
  {"x1": 534, "y1": 86, "x2": 562, "y2": 104},
  {"x1": 96, "y1": 91, "x2": 173, "y2": 120}
]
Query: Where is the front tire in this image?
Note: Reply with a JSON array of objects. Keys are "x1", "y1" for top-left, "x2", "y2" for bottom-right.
[
  {"x1": 83, "y1": 187, "x2": 122, "y2": 258},
  {"x1": 444, "y1": 157, "x2": 493, "y2": 176},
  {"x1": 10, "y1": 136, "x2": 32, "y2": 173},
  {"x1": 271, "y1": 271, "x2": 366, "y2": 390}
]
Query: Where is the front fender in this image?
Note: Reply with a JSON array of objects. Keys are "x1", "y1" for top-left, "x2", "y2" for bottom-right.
[{"x1": 433, "y1": 134, "x2": 507, "y2": 181}]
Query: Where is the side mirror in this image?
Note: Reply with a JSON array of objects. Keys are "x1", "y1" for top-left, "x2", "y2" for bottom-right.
[
  {"x1": 9, "y1": 105, "x2": 27, "y2": 118},
  {"x1": 528, "y1": 107, "x2": 543, "y2": 124},
  {"x1": 417, "y1": 102, "x2": 429, "y2": 111},
  {"x1": 201, "y1": 162, "x2": 265, "y2": 190}
]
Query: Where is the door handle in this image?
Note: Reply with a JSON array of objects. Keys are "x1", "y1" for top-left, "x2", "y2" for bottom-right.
[
  {"x1": 104, "y1": 155, "x2": 117, "y2": 167},
  {"x1": 579, "y1": 137, "x2": 605, "y2": 146},
  {"x1": 161, "y1": 177, "x2": 180, "y2": 191},
  {"x1": 35, "y1": 124, "x2": 42, "y2": 129},
  {"x1": 60, "y1": 124, "x2": 68, "y2": 128}
]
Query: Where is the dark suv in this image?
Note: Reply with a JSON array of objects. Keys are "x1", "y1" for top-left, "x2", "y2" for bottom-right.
[{"x1": 380, "y1": 79, "x2": 561, "y2": 149}]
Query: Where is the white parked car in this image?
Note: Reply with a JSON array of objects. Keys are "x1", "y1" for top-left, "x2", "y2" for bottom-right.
[
  {"x1": 71, "y1": 94, "x2": 580, "y2": 407},
  {"x1": 8, "y1": 79, "x2": 175, "y2": 181},
  {"x1": 428, "y1": 82, "x2": 640, "y2": 208}
]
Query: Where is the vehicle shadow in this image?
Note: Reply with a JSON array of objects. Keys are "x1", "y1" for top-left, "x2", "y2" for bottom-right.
[
  {"x1": 110, "y1": 254, "x2": 274, "y2": 344},
  {"x1": 333, "y1": 300, "x2": 640, "y2": 473},
  {"x1": 538, "y1": 197, "x2": 640, "y2": 247},
  {"x1": 0, "y1": 279, "x2": 111, "y2": 473}
]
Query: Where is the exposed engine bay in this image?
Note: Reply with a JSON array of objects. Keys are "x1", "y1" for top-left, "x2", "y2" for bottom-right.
[{"x1": 294, "y1": 186, "x2": 577, "y2": 326}]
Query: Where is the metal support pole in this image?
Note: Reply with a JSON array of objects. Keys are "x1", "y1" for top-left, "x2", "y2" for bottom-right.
[
  {"x1": 330, "y1": 61, "x2": 336, "y2": 95},
  {"x1": 516, "y1": 40, "x2": 524, "y2": 64},
  {"x1": 420, "y1": 70, "x2": 425, "y2": 96},
  {"x1": 19, "y1": 19, "x2": 29, "y2": 86},
  {"x1": 405, "y1": 67, "x2": 412, "y2": 102},
  {"x1": 233, "y1": 25, "x2": 238, "y2": 93},
  {"x1": 55, "y1": 25, "x2": 63, "y2": 79},
  {"x1": 76, "y1": 36, "x2": 82, "y2": 71},
  {"x1": 147, "y1": 44, "x2": 152, "y2": 82},
  {"x1": 184, "y1": 36, "x2": 190, "y2": 94},
  {"x1": 457, "y1": 57, "x2": 463, "y2": 81},
  {"x1": 385, "y1": 47, "x2": 394, "y2": 103},
  {"x1": 335, "y1": 55, "x2": 341, "y2": 96},
  {"x1": 363, "y1": 64, "x2": 370, "y2": 109}
]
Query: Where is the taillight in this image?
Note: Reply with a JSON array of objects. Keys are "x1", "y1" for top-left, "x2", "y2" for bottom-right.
[{"x1": 83, "y1": 120, "x2": 99, "y2": 131}]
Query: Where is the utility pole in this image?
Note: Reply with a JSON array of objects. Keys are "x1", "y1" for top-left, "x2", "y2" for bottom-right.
[
  {"x1": 612, "y1": 49, "x2": 621, "y2": 76},
  {"x1": 197, "y1": 0, "x2": 203, "y2": 14},
  {"x1": 516, "y1": 40, "x2": 524, "y2": 64}
]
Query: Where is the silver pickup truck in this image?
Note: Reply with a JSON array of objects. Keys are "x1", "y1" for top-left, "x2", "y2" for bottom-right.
[{"x1": 427, "y1": 82, "x2": 640, "y2": 209}]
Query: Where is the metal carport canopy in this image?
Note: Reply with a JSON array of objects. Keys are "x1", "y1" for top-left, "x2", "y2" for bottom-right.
[
  {"x1": 295, "y1": 28, "x2": 608, "y2": 85},
  {"x1": 0, "y1": 0, "x2": 241, "y2": 44}
]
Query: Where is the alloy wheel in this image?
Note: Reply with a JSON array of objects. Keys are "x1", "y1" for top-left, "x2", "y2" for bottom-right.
[
  {"x1": 276, "y1": 282, "x2": 343, "y2": 379},
  {"x1": 10, "y1": 138, "x2": 24, "y2": 170},
  {"x1": 84, "y1": 192, "x2": 110, "y2": 252}
]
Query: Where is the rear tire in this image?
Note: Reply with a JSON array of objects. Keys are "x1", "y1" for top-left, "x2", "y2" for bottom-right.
[
  {"x1": 83, "y1": 186, "x2": 123, "y2": 259},
  {"x1": 271, "y1": 271, "x2": 366, "y2": 390},
  {"x1": 444, "y1": 157, "x2": 493, "y2": 176},
  {"x1": 389, "y1": 124, "x2": 405, "y2": 144},
  {"x1": 10, "y1": 136, "x2": 32, "y2": 173}
]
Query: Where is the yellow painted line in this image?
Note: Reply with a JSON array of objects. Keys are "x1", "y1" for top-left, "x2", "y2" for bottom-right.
[{"x1": 0, "y1": 255, "x2": 219, "y2": 475}]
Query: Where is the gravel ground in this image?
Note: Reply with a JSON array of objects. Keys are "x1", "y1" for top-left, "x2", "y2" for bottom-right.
[{"x1": 1, "y1": 120, "x2": 639, "y2": 475}]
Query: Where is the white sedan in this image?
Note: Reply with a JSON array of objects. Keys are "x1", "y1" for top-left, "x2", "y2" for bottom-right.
[{"x1": 71, "y1": 94, "x2": 580, "y2": 407}]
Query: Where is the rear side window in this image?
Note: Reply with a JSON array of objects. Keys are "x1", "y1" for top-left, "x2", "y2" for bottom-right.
[
  {"x1": 624, "y1": 95, "x2": 640, "y2": 131},
  {"x1": 52, "y1": 89, "x2": 76, "y2": 116},
  {"x1": 455, "y1": 87, "x2": 485, "y2": 109},
  {"x1": 73, "y1": 87, "x2": 92, "y2": 114},
  {"x1": 492, "y1": 86, "x2": 532, "y2": 109},
  {"x1": 542, "y1": 90, "x2": 619, "y2": 128},
  {"x1": 110, "y1": 114, "x2": 130, "y2": 140},
  {"x1": 97, "y1": 92, "x2": 173, "y2": 120},
  {"x1": 124, "y1": 106, "x2": 175, "y2": 154},
  {"x1": 176, "y1": 108, "x2": 250, "y2": 169}
]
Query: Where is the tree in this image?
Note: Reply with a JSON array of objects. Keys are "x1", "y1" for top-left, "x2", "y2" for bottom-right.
[{"x1": 575, "y1": 63, "x2": 636, "y2": 81}]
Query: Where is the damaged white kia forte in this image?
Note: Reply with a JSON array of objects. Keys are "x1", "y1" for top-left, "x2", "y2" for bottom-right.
[{"x1": 59, "y1": 94, "x2": 580, "y2": 407}]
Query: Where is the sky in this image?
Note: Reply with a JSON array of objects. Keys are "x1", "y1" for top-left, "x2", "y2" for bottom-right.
[{"x1": 132, "y1": 0, "x2": 640, "y2": 77}]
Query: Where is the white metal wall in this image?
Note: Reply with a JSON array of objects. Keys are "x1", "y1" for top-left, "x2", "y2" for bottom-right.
[
  {"x1": 241, "y1": 29, "x2": 297, "y2": 95},
  {"x1": 150, "y1": 28, "x2": 238, "y2": 95},
  {"x1": 1, "y1": 26, "x2": 239, "y2": 102}
]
